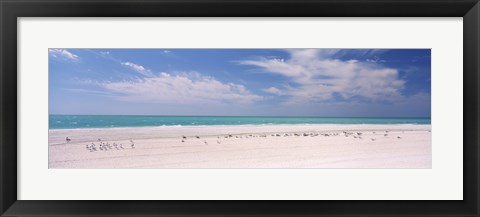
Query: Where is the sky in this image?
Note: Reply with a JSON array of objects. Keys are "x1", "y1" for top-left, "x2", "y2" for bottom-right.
[{"x1": 49, "y1": 49, "x2": 431, "y2": 117}]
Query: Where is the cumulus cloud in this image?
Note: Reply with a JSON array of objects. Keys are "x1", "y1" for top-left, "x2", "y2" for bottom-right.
[
  {"x1": 49, "y1": 49, "x2": 79, "y2": 60},
  {"x1": 121, "y1": 62, "x2": 154, "y2": 77},
  {"x1": 99, "y1": 72, "x2": 262, "y2": 104},
  {"x1": 238, "y1": 49, "x2": 405, "y2": 104}
]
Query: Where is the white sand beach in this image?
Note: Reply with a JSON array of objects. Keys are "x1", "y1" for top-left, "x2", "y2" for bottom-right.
[{"x1": 49, "y1": 124, "x2": 431, "y2": 169}]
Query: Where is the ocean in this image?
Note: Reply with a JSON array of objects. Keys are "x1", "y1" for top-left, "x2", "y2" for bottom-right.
[{"x1": 49, "y1": 115, "x2": 431, "y2": 129}]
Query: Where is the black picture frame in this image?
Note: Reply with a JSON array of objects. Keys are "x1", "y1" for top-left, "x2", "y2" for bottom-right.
[{"x1": 1, "y1": 0, "x2": 479, "y2": 216}]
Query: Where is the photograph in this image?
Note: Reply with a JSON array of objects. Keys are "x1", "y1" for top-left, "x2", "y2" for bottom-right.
[
  {"x1": 3, "y1": 0, "x2": 477, "y2": 215},
  {"x1": 48, "y1": 48, "x2": 431, "y2": 169}
]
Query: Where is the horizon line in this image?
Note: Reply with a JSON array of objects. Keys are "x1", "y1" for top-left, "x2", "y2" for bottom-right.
[{"x1": 49, "y1": 114, "x2": 431, "y2": 119}]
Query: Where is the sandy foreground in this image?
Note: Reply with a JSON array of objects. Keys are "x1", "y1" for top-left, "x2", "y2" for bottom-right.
[{"x1": 49, "y1": 124, "x2": 431, "y2": 169}]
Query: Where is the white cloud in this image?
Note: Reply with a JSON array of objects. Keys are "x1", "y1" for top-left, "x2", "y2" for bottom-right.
[
  {"x1": 263, "y1": 87, "x2": 283, "y2": 95},
  {"x1": 99, "y1": 72, "x2": 262, "y2": 104},
  {"x1": 121, "y1": 62, "x2": 154, "y2": 77},
  {"x1": 63, "y1": 88, "x2": 111, "y2": 96},
  {"x1": 49, "y1": 49, "x2": 79, "y2": 60},
  {"x1": 238, "y1": 49, "x2": 405, "y2": 104}
]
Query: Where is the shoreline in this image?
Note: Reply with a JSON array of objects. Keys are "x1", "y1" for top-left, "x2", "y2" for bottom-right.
[
  {"x1": 49, "y1": 123, "x2": 431, "y2": 131},
  {"x1": 49, "y1": 124, "x2": 432, "y2": 169}
]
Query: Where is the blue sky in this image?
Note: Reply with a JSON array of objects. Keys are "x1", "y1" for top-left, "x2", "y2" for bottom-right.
[{"x1": 49, "y1": 49, "x2": 431, "y2": 117}]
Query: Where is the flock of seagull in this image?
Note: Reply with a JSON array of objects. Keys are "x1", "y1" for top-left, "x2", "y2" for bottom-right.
[
  {"x1": 63, "y1": 129, "x2": 423, "y2": 151},
  {"x1": 85, "y1": 138, "x2": 136, "y2": 152},
  {"x1": 179, "y1": 130, "x2": 406, "y2": 144},
  {"x1": 66, "y1": 137, "x2": 136, "y2": 152}
]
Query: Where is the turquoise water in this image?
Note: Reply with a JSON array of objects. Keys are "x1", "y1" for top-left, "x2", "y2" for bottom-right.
[{"x1": 49, "y1": 115, "x2": 431, "y2": 129}]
